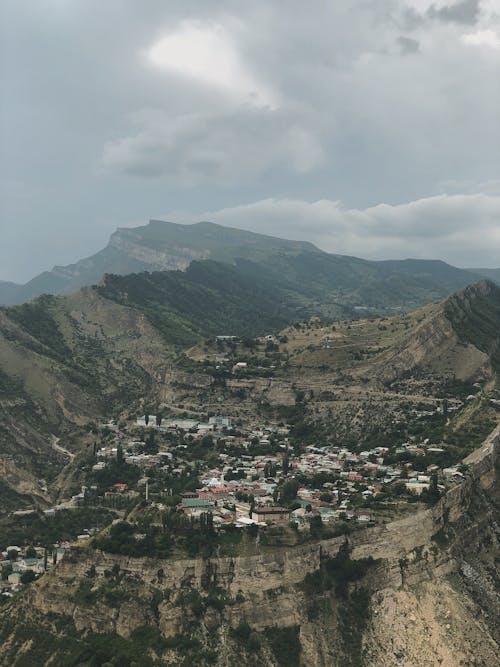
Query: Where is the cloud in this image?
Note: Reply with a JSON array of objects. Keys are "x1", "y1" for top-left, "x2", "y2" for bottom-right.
[
  {"x1": 427, "y1": 0, "x2": 480, "y2": 24},
  {"x1": 1, "y1": 1, "x2": 499, "y2": 280},
  {"x1": 190, "y1": 194, "x2": 500, "y2": 267},
  {"x1": 97, "y1": 2, "x2": 500, "y2": 195},
  {"x1": 101, "y1": 107, "x2": 323, "y2": 183},
  {"x1": 146, "y1": 20, "x2": 277, "y2": 108},
  {"x1": 462, "y1": 29, "x2": 500, "y2": 49},
  {"x1": 397, "y1": 36, "x2": 420, "y2": 53}
]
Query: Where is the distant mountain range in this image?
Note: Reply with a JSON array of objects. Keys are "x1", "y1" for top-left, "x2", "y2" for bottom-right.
[{"x1": 0, "y1": 219, "x2": 498, "y2": 307}]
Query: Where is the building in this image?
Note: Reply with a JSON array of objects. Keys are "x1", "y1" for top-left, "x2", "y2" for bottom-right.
[
  {"x1": 209, "y1": 415, "x2": 232, "y2": 428},
  {"x1": 250, "y1": 507, "x2": 290, "y2": 525}
]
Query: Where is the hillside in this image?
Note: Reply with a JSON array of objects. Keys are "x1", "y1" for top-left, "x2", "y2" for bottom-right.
[
  {"x1": 0, "y1": 259, "x2": 308, "y2": 509},
  {"x1": 0, "y1": 277, "x2": 499, "y2": 664},
  {"x1": 1, "y1": 269, "x2": 499, "y2": 511},
  {"x1": 0, "y1": 221, "x2": 319, "y2": 306},
  {"x1": 0, "y1": 220, "x2": 489, "y2": 311}
]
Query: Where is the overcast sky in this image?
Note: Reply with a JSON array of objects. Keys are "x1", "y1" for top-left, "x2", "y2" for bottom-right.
[{"x1": 1, "y1": 0, "x2": 499, "y2": 282}]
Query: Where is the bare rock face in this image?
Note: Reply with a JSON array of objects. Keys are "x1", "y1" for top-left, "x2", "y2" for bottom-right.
[
  {"x1": 375, "y1": 305, "x2": 492, "y2": 385},
  {"x1": 365, "y1": 580, "x2": 499, "y2": 667},
  {"x1": 108, "y1": 229, "x2": 210, "y2": 271}
]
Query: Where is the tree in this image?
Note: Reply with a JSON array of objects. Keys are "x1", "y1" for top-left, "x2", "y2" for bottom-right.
[
  {"x1": 116, "y1": 443, "x2": 125, "y2": 465},
  {"x1": 144, "y1": 431, "x2": 158, "y2": 454},
  {"x1": 281, "y1": 479, "x2": 299, "y2": 503},
  {"x1": 25, "y1": 546, "x2": 37, "y2": 559},
  {"x1": 309, "y1": 514, "x2": 323, "y2": 538},
  {"x1": 156, "y1": 414, "x2": 162, "y2": 427},
  {"x1": 282, "y1": 455, "x2": 290, "y2": 476},
  {"x1": 264, "y1": 461, "x2": 276, "y2": 478},
  {"x1": 144, "y1": 414, "x2": 149, "y2": 426},
  {"x1": 423, "y1": 473, "x2": 441, "y2": 505},
  {"x1": 20, "y1": 570, "x2": 36, "y2": 584}
]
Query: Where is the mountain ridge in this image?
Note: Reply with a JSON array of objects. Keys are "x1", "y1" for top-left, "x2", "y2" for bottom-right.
[{"x1": 0, "y1": 219, "x2": 494, "y2": 307}]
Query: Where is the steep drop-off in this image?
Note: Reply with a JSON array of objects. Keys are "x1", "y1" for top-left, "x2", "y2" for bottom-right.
[{"x1": 0, "y1": 427, "x2": 498, "y2": 666}]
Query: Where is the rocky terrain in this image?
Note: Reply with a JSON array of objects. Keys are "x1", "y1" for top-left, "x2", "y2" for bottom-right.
[{"x1": 0, "y1": 424, "x2": 498, "y2": 666}]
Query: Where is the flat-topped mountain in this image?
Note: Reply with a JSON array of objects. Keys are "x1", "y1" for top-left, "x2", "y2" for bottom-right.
[
  {"x1": 0, "y1": 221, "x2": 318, "y2": 306},
  {"x1": 0, "y1": 220, "x2": 493, "y2": 309}
]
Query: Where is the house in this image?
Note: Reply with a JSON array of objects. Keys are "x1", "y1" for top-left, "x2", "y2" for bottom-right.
[
  {"x1": 209, "y1": 415, "x2": 232, "y2": 428},
  {"x1": 405, "y1": 481, "x2": 430, "y2": 495},
  {"x1": 179, "y1": 499, "x2": 214, "y2": 515},
  {"x1": 113, "y1": 483, "x2": 128, "y2": 493},
  {"x1": 250, "y1": 506, "x2": 290, "y2": 525},
  {"x1": 136, "y1": 415, "x2": 157, "y2": 427}
]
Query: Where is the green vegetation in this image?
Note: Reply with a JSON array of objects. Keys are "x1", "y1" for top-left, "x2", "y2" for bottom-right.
[
  {"x1": 231, "y1": 622, "x2": 261, "y2": 653},
  {"x1": 93, "y1": 520, "x2": 172, "y2": 559},
  {"x1": 0, "y1": 507, "x2": 115, "y2": 551},
  {"x1": 5, "y1": 295, "x2": 72, "y2": 362},
  {"x1": 97, "y1": 260, "x2": 295, "y2": 346},
  {"x1": 92, "y1": 511, "x2": 244, "y2": 559},
  {"x1": 337, "y1": 587, "x2": 372, "y2": 666},
  {"x1": 264, "y1": 626, "x2": 301, "y2": 667}
]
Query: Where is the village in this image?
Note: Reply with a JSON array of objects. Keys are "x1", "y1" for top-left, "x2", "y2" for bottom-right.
[
  {"x1": 1, "y1": 542, "x2": 66, "y2": 598},
  {"x1": 119, "y1": 410, "x2": 464, "y2": 526},
  {"x1": 2, "y1": 399, "x2": 467, "y2": 601},
  {"x1": 2, "y1": 328, "x2": 485, "y2": 598}
]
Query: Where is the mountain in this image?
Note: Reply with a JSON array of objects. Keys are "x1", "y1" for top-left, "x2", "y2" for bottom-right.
[
  {"x1": 0, "y1": 221, "x2": 319, "y2": 305},
  {"x1": 0, "y1": 259, "x2": 305, "y2": 509},
  {"x1": 0, "y1": 220, "x2": 490, "y2": 309}
]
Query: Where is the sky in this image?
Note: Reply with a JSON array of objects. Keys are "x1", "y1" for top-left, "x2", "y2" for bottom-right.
[{"x1": 0, "y1": 0, "x2": 499, "y2": 282}]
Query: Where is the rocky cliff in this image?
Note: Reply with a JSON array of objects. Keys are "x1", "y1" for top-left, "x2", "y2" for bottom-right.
[{"x1": 1, "y1": 428, "x2": 498, "y2": 666}]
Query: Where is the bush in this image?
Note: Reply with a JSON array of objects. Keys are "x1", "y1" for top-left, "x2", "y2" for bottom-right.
[
  {"x1": 264, "y1": 626, "x2": 301, "y2": 667},
  {"x1": 20, "y1": 570, "x2": 36, "y2": 585}
]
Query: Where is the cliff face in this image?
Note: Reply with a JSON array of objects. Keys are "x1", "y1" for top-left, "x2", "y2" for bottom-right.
[{"x1": 1, "y1": 428, "x2": 498, "y2": 666}]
